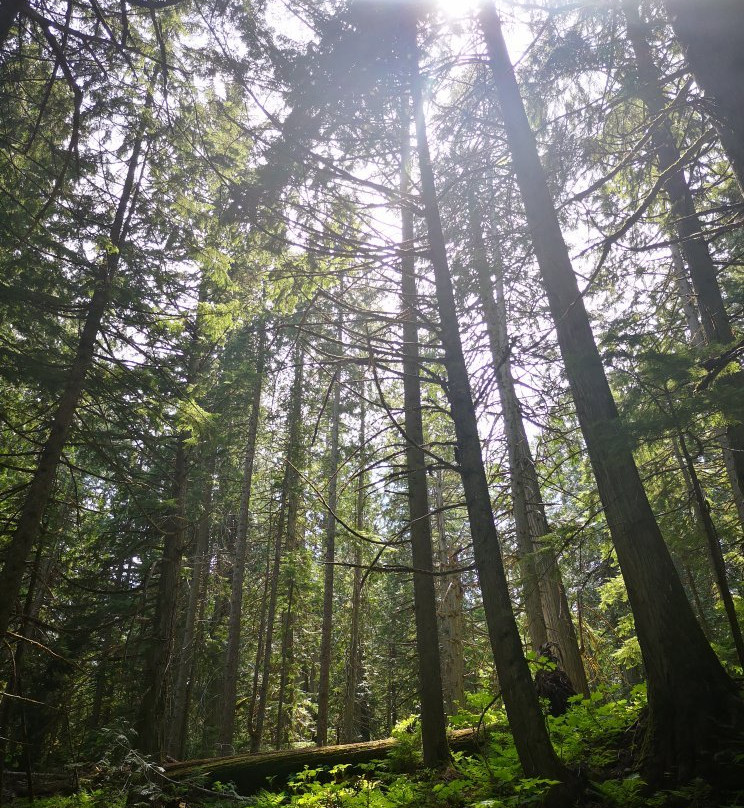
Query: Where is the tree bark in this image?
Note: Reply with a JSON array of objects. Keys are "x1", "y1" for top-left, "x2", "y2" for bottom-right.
[
  {"x1": 136, "y1": 437, "x2": 190, "y2": 759},
  {"x1": 399, "y1": 106, "x2": 450, "y2": 767},
  {"x1": 404, "y1": 16, "x2": 573, "y2": 795},
  {"x1": 478, "y1": 1, "x2": 743, "y2": 783},
  {"x1": 341, "y1": 379, "x2": 367, "y2": 743},
  {"x1": 218, "y1": 324, "x2": 266, "y2": 753},
  {"x1": 166, "y1": 724, "x2": 491, "y2": 797}
]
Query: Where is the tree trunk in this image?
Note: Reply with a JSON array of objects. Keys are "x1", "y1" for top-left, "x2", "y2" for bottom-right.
[
  {"x1": 664, "y1": 0, "x2": 744, "y2": 194},
  {"x1": 317, "y1": 307, "x2": 343, "y2": 747},
  {"x1": 168, "y1": 451, "x2": 216, "y2": 759},
  {"x1": 252, "y1": 345, "x2": 304, "y2": 752},
  {"x1": 469, "y1": 199, "x2": 588, "y2": 696},
  {"x1": 247, "y1": 522, "x2": 273, "y2": 749},
  {"x1": 341, "y1": 380, "x2": 367, "y2": 743},
  {"x1": 399, "y1": 106, "x2": 450, "y2": 767},
  {"x1": 0, "y1": 114, "x2": 147, "y2": 644},
  {"x1": 404, "y1": 17, "x2": 573, "y2": 795},
  {"x1": 0, "y1": 0, "x2": 25, "y2": 48},
  {"x1": 218, "y1": 324, "x2": 266, "y2": 753},
  {"x1": 432, "y1": 467, "x2": 466, "y2": 716},
  {"x1": 674, "y1": 436, "x2": 744, "y2": 667},
  {"x1": 624, "y1": 0, "x2": 744, "y2": 512},
  {"x1": 136, "y1": 437, "x2": 190, "y2": 759},
  {"x1": 478, "y1": 1, "x2": 743, "y2": 783},
  {"x1": 166, "y1": 724, "x2": 492, "y2": 797}
]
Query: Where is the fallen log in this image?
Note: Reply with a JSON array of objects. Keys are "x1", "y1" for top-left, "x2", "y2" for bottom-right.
[{"x1": 165, "y1": 725, "x2": 493, "y2": 795}]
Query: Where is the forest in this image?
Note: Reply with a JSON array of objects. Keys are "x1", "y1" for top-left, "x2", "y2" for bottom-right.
[{"x1": 1, "y1": 0, "x2": 744, "y2": 805}]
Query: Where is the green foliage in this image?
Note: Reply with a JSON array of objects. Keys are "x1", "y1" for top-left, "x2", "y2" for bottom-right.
[{"x1": 10, "y1": 791, "x2": 125, "y2": 808}]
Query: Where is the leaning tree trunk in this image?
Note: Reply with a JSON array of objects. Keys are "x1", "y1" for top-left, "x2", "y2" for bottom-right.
[
  {"x1": 478, "y1": 1, "x2": 743, "y2": 783},
  {"x1": 403, "y1": 16, "x2": 574, "y2": 797},
  {"x1": 0, "y1": 113, "x2": 148, "y2": 644},
  {"x1": 624, "y1": 0, "x2": 744, "y2": 516},
  {"x1": 218, "y1": 324, "x2": 266, "y2": 753},
  {"x1": 664, "y1": 0, "x2": 744, "y2": 194},
  {"x1": 469, "y1": 199, "x2": 588, "y2": 696},
  {"x1": 399, "y1": 106, "x2": 450, "y2": 767},
  {"x1": 317, "y1": 305, "x2": 343, "y2": 748}
]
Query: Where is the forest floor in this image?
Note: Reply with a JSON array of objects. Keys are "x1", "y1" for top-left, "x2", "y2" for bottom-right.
[{"x1": 4, "y1": 686, "x2": 744, "y2": 808}]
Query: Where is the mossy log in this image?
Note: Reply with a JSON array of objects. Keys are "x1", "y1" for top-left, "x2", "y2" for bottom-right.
[{"x1": 165, "y1": 726, "x2": 491, "y2": 795}]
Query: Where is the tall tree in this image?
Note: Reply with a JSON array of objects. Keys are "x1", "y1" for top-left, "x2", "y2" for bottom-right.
[
  {"x1": 316, "y1": 303, "x2": 343, "y2": 747},
  {"x1": 477, "y1": 0, "x2": 744, "y2": 782},
  {"x1": 399, "y1": 103, "x2": 449, "y2": 767},
  {"x1": 402, "y1": 11, "x2": 575, "y2": 797},
  {"x1": 623, "y1": 0, "x2": 744, "y2": 514},
  {"x1": 0, "y1": 97, "x2": 151, "y2": 644},
  {"x1": 252, "y1": 342, "x2": 304, "y2": 752},
  {"x1": 218, "y1": 322, "x2": 267, "y2": 752}
]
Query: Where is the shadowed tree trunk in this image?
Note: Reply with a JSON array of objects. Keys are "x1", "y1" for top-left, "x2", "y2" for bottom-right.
[
  {"x1": 664, "y1": 0, "x2": 744, "y2": 194},
  {"x1": 136, "y1": 437, "x2": 190, "y2": 759},
  {"x1": 218, "y1": 323, "x2": 266, "y2": 753},
  {"x1": 674, "y1": 435, "x2": 744, "y2": 667},
  {"x1": 478, "y1": 1, "x2": 744, "y2": 783},
  {"x1": 399, "y1": 104, "x2": 449, "y2": 767},
  {"x1": 403, "y1": 15, "x2": 574, "y2": 797}
]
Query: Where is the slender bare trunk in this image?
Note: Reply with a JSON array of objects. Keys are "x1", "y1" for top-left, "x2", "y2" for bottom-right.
[
  {"x1": 674, "y1": 436, "x2": 744, "y2": 667},
  {"x1": 399, "y1": 106, "x2": 449, "y2": 766},
  {"x1": 341, "y1": 381, "x2": 366, "y2": 743},
  {"x1": 317, "y1": 307, "x2": 343, "y2": 747},
  {"x1": 218, "y1": 325, "x2": 266, "y2": 752},
  {"x1": 252, "y1": 346, "x2": 304, "y2": 752}
]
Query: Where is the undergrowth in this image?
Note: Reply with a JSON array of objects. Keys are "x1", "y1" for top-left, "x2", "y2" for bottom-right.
[{"x1": 8, "y1": 686, "x2": 744, "y2": 808}]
